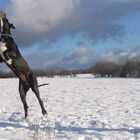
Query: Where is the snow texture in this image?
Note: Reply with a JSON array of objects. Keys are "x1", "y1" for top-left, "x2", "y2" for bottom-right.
[{"x1": 0, "y1": 76, "x2": 140, "y2": 139}]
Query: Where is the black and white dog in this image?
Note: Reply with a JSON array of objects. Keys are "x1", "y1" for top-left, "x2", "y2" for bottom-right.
[{"x1": 0, "y1": 12, "x2": 47, "y2": 118}]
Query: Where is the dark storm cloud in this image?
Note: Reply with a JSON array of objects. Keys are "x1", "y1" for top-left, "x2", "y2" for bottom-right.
[{"x1": 5, "y1": 0, "x2": 140, "y2": 48}]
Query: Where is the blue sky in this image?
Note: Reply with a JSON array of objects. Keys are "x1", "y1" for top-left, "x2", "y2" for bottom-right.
[
  {"x1": 1, "y1": 0, "x2": 140, "y2": 70},
  {"x1": 0, "y1": 0, "x2": 9, "y2": 9}
]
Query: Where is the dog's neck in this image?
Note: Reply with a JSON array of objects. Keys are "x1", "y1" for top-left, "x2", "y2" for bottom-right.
[{"x1": 0, "y1": 18, "x2": 12, "y2": 37}]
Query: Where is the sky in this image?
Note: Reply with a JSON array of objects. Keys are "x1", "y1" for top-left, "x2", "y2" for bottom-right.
[{"x1": 1, "y1": 0, "x2": 140, "y2": 70}]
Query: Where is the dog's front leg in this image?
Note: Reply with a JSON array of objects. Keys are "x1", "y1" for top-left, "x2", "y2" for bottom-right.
[{"x1": 0, "y1": 55, "x2": 3, "y2": 63}]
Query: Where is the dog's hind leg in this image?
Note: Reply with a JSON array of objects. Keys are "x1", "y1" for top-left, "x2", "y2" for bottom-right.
[
  {"x1": 30, "y1": 72, "x2": 47, "y2": 116},
  {"x1": 19, "y1": 80, "x2": 30, "y2": 118}
]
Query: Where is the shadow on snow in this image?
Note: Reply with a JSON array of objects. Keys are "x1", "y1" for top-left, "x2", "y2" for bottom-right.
[{"x1": 0, "y1": 120, "x2": 140, "y2": 135}]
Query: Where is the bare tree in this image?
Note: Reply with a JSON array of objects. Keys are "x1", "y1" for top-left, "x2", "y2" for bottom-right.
[{"x1": 93, "y1": 61, "x2": 120, "y2": 77}]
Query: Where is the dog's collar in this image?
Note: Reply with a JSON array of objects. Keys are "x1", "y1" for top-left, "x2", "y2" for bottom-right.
[{"x1": 1, "y1": 33, "x2": 13, "y2": 38}]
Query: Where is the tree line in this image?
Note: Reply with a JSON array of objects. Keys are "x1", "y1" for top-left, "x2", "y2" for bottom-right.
[
  {"x1": 92, "y1": 59, "x2": 140, "y2": 77},
  {"x1": 0, "y1": 68, "x2": 79, "y2": 78}
]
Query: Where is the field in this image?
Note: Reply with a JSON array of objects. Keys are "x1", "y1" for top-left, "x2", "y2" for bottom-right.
[{"x1": 0, "y1": 75, "x2": 140, "y2": 139}]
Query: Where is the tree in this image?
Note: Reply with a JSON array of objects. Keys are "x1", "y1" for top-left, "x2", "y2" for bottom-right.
[
  {"x1": 93, "y1": 61, "x2": 122, "y2": 77},
  {"x1": 45, "y1": 68, "x2": 55, "y2": 78},
  {"x1": 122, "y1": 59, "x2": 140, "y2": 77}
]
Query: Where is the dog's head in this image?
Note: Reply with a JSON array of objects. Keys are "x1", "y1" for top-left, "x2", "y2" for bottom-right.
[{"x1": 0, "y1": 11, "x2": 15, "y2": 33}]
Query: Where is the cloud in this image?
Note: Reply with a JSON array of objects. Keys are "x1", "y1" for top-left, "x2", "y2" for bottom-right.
[
  {"x1": 5, "y1": 0, "x2": 140, "y2": 48},
  {"x1": 7, "y1": 0, "x2": 80, "y2": 33},
  {"x1": 98, "y1": 48, "x2": 140, "y2": 64},
  {"x1": 2, "y1": 0, "x2": 140, "y2": 70},
  {"x1": 99, "y1": 50, "x2": 129, "y2": 64},
  {"x1": 26, "y1": 46, "x2": 140, "y2": 69},
  {"x1": 6, "y1": 0, "x2": 81, "y2": 47},
  {"x1": 25, "y1": 47, "x2": 94, "y2": 69}
]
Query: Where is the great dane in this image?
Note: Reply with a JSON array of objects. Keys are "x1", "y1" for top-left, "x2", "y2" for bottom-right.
[{"x1": 0, "y1": 11, "x2": 47, "y2": 118}]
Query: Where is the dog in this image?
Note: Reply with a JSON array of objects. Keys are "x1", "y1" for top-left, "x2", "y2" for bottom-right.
[{"x1": 0, "y1": 11, "x2": 47, "y2": 118}]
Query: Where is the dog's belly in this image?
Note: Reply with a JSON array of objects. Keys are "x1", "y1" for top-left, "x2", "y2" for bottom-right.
[{"x1": 0, "y1": 42, "x2": 12, "y2": 65}]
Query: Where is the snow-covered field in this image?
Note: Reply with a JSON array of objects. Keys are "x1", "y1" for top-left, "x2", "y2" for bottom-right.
[{"x1": 0, "y1": 77, "x2": 140, "y2": 140}]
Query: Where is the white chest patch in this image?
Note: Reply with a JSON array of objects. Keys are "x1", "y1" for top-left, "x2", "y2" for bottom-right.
[
  {"x1": 0, "y1": 19, "x2": 3, "y2": 32},
  {"x1": 0, "y1": 42, "x2": 12, "y2": 65}
]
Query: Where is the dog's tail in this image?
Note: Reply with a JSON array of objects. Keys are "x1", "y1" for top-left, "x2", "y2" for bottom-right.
[{"x1": 38, "y1": 83, "x2": 49, "y2": 87}]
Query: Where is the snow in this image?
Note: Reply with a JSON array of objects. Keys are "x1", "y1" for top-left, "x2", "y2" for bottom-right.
[
  {"x1": 0, "y1": 77, "x2": 140, "y2": 139},
  {"x1": 76, "y1": 73, "x2": 95, "y2": 78}
]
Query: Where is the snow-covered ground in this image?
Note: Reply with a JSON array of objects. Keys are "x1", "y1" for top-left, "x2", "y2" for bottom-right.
[{"x1": 0, "y1": 77, "x2": 140, "y2": 139}]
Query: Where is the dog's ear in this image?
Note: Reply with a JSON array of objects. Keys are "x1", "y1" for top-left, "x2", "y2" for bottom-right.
[
  {"x1": 9, "y1": 23, "x2": 16, "y2": 29},
  {"x1": 0, "y1": 11, "x2": 6, "y2": 19}
]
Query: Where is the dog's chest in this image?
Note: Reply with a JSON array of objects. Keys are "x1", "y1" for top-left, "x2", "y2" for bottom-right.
[
  {"x1": 0, "y1": 42, "x2": 7, "y2": 57},
  {"x1": 0, "y1": 42, "x2": 12, "y2": 65}
]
